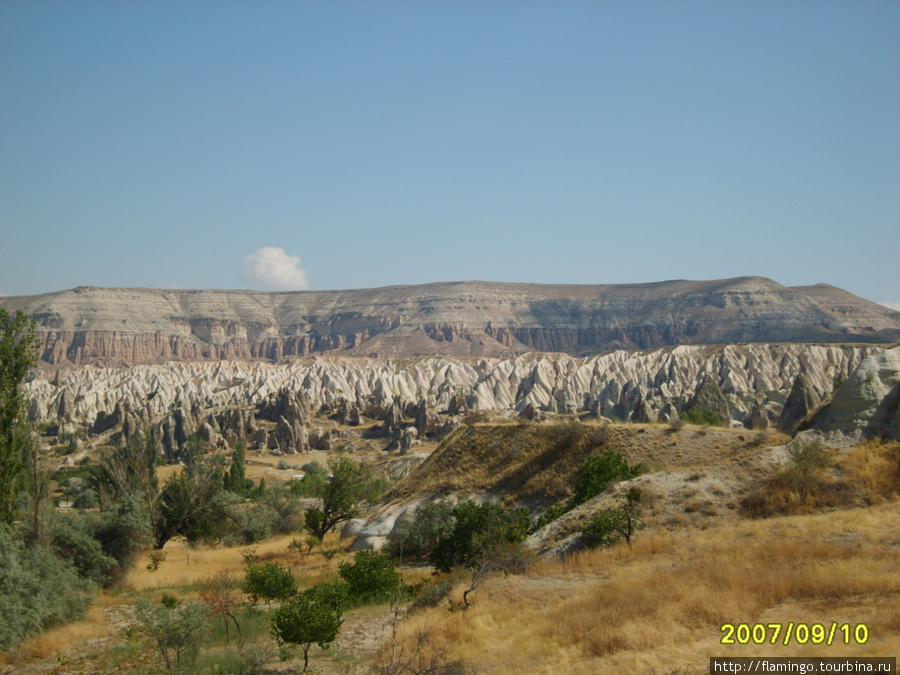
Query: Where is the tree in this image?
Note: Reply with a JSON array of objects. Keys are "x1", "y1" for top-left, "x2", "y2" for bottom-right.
[
  {"x1": 570, "y1": 450, "x2": 642, "y2": 508},
  {"x1": 243, "y1": 561, "x2": 297, "y2": 605},
  {"x1": 581, "y1": 488, "x2": 643, "y2": 549},
  {"x1": 199, "y1": 572, "x2": 242, "y2": 643},
  {"x1": 22, "y1": 428, "x2": 52, "y2": 546},
  {"x1": 385, "y1": 498, "x2": 456, "y2": 562},
  {"x1": 223, "y1": 441, "x2": 250, "y2": 496},
  {"x1": 93, "y1": 427, "x2": 160, "y2": 524},
  {"x1": 271, "y1": 585, "x2": 344, "y2": 672},
  {"x1": 136, "y1": 598, "x2": 208, "y2": 675},
  {"x1": 429, "y1": 501, "x2": 530, "y2": 573},
  {"x1": 154, "y1": 439, "x2": 224, "y2": 548},
  {"x1": 338, "y1": 549, "x2": 407, "y2": 605},
  {"x1": 304, "y1": 456, "x2": 374, "y2": 541},
  {"x1": 0, "y1": 309, "x2": 38, "y2": 524}
]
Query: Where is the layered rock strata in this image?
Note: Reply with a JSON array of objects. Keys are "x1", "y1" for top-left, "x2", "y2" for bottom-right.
[{"x1": 3, "y1": 278, "x2": 899, "y2": 366}]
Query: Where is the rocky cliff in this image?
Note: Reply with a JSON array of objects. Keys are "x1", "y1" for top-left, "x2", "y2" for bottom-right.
[
  {"x1": 24, "y1": 343, "x2": 882, "y2": 457},
  {"x1": 3, "y1": 277, "x2": 898, "y2": 366}
]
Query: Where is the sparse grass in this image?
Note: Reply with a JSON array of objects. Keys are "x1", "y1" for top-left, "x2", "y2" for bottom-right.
[
  {"x1": 13, "y1": 604, "x2": 111, "y2": 661},
  {"x1": 386, "y1": 502, "x2": 900, "y2": 674},
  {"x1": 743, "y1": 440, "x2": 900, "y2": 518}
]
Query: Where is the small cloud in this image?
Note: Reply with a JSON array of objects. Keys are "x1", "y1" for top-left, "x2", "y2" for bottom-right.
[
  {"x1": 241, "y1": 247, "x2": 310, "y2": 291},
  {"x1": 878, "y1": 301, "x2": 900, "y2": 312}
]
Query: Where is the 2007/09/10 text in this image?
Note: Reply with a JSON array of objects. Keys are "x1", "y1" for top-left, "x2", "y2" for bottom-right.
[{"x1": 720, "y1": 623, "x2": 869, "y2": 646}]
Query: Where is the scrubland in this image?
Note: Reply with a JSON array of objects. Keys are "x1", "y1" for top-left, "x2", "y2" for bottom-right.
[{"x1": 4, "y1": 429, "x2": 899, "y2": 674}]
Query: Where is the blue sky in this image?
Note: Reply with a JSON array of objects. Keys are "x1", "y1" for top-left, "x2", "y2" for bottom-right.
[{"x1": 1, "y1": 1, "x2": 898, "y2": 308}]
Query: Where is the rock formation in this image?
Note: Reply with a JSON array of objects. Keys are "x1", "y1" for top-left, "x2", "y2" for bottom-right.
[
  {"x1": 21, "y1": 344, "x2": 883, "y2": 454},
  {"x1": 801, "y1": 346, "x2": 900, "y2": 448},
  {"x1": 3, "y1": 278, "x2": 898, "y2": 366}
]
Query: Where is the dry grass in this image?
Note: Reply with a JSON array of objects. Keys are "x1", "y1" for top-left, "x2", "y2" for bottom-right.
[
  {"x1": 12, "y1": 604, "x2": 110, "y2": 662},
  {"x1": 122, "y1": 532, "x2": 353, "y2": 593},
  {"x1": 743, "y1": 440, "x2": 900, "y2": 518},
  {"x1": 388, "y1": 501, "x2": 900, "y2": 674}
]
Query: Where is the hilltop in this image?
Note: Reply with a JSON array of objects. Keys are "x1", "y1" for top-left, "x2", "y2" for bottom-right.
[{"x1": 2, "y1": 277, "x2": 898, "y2": 366}]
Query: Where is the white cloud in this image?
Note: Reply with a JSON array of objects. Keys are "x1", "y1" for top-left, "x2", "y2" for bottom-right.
[
  {"x1": 241, "y1": 247, "x2": 310, "y2": 291},
  {"x1": 878, "y1": 301, "x2": 900, "y2": 312}
]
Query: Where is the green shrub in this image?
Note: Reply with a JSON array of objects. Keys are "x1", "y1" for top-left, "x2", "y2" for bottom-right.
[
  {"x1": 0, "y1": 524, "x2": 93, "y2": 651},
  {"x1": 384, "y1": 499, "x2": 456, "y2": 562},
  {"x1": 338, "y1": 549, "x2": 408, "y2": 605},
  {"x1": 52, "y1": 512, "x2": 119, "y2": 586},
  {"x1": 243, "y1": 562, "x2": 297, "y2": 606},
  {"x1": 680, "y1": 407, "x2": 723, "y2": 427},
  {"x1": 570, "y1": 450, "x2": 642, "y2": 508},
  {"x1": 581, "y1": 488, "x2": 643, "y2": 549},
  {"x1": 429, "y1": 501, "x2": 530, "y2": 573},
  {"x1": 136, "y1": 598, "x2": 208, "y2": 675}
]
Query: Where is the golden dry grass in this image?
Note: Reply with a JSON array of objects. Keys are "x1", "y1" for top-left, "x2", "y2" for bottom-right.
[
  {"x1": 389, "y1": 501, "x2": 900, "y2": 674},
  {"x1": 122, "y1": 532, "x2": 354, "y2": 592},
  {"x1": 12, "y1": 604, "x2": 110, "y2": 662}
]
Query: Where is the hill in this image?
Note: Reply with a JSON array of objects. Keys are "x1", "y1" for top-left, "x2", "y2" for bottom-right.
[{"x1": 2, "y1": 277, "x2": 898, "y2": 365}]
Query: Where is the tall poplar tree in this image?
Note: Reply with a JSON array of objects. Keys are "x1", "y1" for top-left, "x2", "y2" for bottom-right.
[{"x1": 0, "y1": 308, "x2": 38, "y2": 524}]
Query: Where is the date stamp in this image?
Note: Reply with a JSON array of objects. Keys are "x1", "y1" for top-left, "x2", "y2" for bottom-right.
[{"x1": 720, "y1": 623, "x2": 869, "y2": 646}]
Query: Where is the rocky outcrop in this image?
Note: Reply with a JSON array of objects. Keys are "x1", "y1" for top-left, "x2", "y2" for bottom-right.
[
  {"x1": 4, "y1": 278, "x2": 899, "y2": 366},
  {"x1": 801, "y1": 346, "x2": 900, "y2": 448},
  {"x1": 686, "y1": 376, "x2": 729, "y2": 421},
  {"x1": 21, "y1": 344, "x2": 882, "y2": 454},
  {"x1": 779, "y1": 372, "x2": 825, "y2": 433}
]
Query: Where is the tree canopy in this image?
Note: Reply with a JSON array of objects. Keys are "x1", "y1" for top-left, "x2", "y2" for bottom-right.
[{"x1": 0, "y1": 308, "x2": 37, "y2": 524}]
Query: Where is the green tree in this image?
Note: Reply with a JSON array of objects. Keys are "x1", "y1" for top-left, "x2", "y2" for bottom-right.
[
  {"x1": 271, "y1": 585, "x2": 344, "y2": 672},
  {"x1": 136, "y1": 598, "x2": 208, "y2": 675},
  {"x1": 223, "y1": 441, "x2": 250, "y2": 496},
  {"x1": 243, "y1": 561, "x2": 297, "y2": 605},
  {"x1": 581, "y1": 488, "x2": 644, "y2": 548},
  {"x1": 0, "y1": 309, "x2": 38, "y2": 524},
  {"x1": 338, "y1": 549, "x2": 407, "y2": 605},
  {"x1": 93, "y1": 427, "x2": 160, "y2": 524},
  {"x1": 429, "y1": 501, "x2": 530, "y2": 573},
  {"x1": 385, "y1": 498, "x2": 456, "y2": 562},
  {"x1": 154, "y1": 438, "x2": 224, "y2": 548},
  {"x1": 304, "y1": 456, "x2": 375, "y2": 541},
  {"x1": 570, "y1": 450, "x2": 642, "y2": 508}
]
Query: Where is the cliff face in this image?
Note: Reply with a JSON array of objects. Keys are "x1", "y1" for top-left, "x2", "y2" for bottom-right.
[
  {"x1": 23, "y1": 344, "x2": 880, "y2": 457},
  {"x1": 3, "y1": 277, "x2": 899, "y2": 366}
]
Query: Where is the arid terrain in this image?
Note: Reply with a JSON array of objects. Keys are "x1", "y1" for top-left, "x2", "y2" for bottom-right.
[{"x1": 1, "y1": 281, "x2": 898, "y2": 674}]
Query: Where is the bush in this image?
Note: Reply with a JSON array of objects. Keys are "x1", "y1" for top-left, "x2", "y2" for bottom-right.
[
  {"x1": 243, "y1": 562, "x2": 297, "y2": 605},
  {"x1": 136, "y1": 598, "x2": 208, "y2": 675},
  {"x1": 385, "y1": 499, "x2": 456, "y2": 562},
  {"x1": 531, "y1": 501, "x2": 570, "y2": 533},
  {"x1": 0, "y1": 524, "x2": 93, "y2": 651},
  {"x1": 581, "y1": 488, "x2": 643, "y2": 549},
  {"x1": 570, "y1": 450, "x2": 642, "y2": 508},
  {"x1": 93, "y1": 493, "x2": 153, "y2": 582},
  {"x1": 338, "y1": 550, "x2": 408, "y2": 605},
  {"x1": 429, "y1": 501, "x2": 530, "y2": 573},
  {"x1": 52, "y1": 512, "x2": 119, "y2": 586},
  {"x1": 784, "y1": 439, "x2": 832, "y2": 504},
  {"x1": 680, "y1": 408, "x2": 722, "y2": 427}
]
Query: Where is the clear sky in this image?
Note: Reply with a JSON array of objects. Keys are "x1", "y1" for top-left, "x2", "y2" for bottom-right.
[{"x1": 1, "y1": 1, "x2": 898, "y2": 308}]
